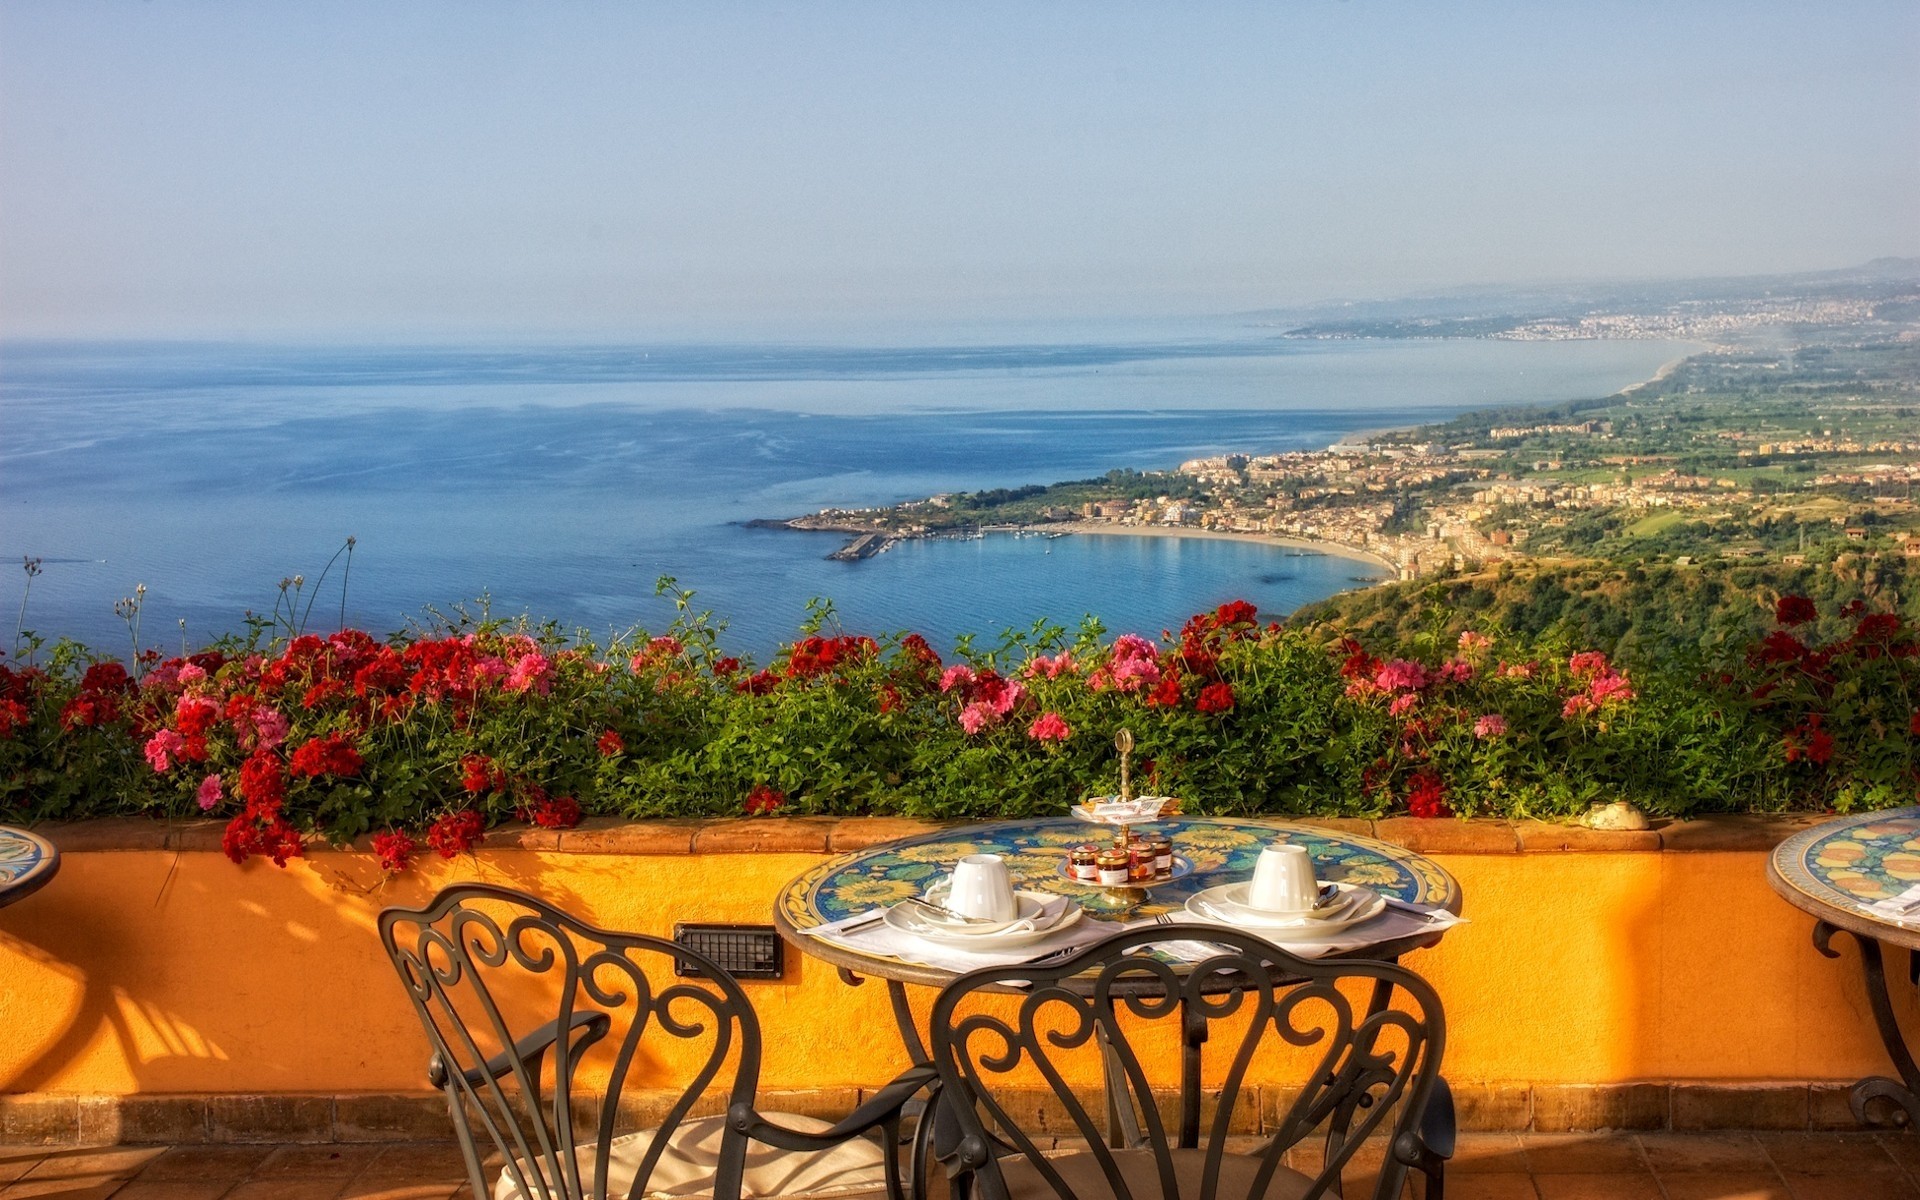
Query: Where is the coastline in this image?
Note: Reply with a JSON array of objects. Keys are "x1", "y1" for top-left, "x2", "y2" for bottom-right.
[
  {"x1": 1007, "y1": 520, "x2": 1399, "y2": 576},
  {"x1": 774, "y1": 342, "x2": 1709, "y2": 584}
]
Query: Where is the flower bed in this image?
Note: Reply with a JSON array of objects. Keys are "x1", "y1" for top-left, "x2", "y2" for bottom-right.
[{"x1": 1, "y1": 586, "x2": 1914, "y2": 874}]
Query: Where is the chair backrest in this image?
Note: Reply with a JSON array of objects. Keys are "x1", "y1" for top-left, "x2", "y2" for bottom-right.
[
  {"x1": 378, "y1": 883, "x2": 764, "y2": 1200},
  {"x1": 928, "y1": 924, "x2": 1445, "y2": 1200}
]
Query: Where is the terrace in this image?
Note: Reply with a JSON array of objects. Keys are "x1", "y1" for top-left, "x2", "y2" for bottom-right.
[
  {"x1": 0, "y1": 598, "x2": 1915, "y2": 1199},
  {"x1": 2, "y1": 809, "x2": 1918, "y2": 1200}
]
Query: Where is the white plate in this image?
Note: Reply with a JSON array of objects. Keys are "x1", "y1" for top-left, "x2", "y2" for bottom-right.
[
  {"x1": 1183, "y1": 882, "x2": 1386, "y2": 935},
  {"x1": 885, "y1": 891, "x2": 1083, "y2": 947}
]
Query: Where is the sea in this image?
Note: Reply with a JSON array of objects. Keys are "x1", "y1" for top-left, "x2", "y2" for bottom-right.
[{"x1": 0, "y1": 332, "x2": 1693, "y2": 661}]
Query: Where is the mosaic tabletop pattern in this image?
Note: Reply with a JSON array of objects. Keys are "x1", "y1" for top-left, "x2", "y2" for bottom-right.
[
  {"x1": 0, "y1": 825, "x2": 58, "y2": 908},
  {"x1": 1772, "y1": 807, "x2": 1920, "y2": 915},
  {"x1": 778, "y1": 816, "x2": 1460, "y2": 934}
]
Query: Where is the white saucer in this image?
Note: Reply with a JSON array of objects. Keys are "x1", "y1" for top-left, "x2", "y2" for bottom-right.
[
  {"x1": 1184, "y1": 882, "x2": 1385, "y2": 935},
  {"x1": 885, "y1": 891, "x2": 1082, "y2": 947}
]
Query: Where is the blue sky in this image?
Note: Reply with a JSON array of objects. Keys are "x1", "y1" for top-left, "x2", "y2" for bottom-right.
[{"x1": 1, "y1": 2, "x2": 1915, "y2": 339}]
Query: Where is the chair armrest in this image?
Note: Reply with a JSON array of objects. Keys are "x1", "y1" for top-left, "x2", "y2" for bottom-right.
[
  {"x1": 432, "y1": 1011, "x2": 611, "y2": 1089},
  {"x1": 1393, "y1": 1075, "x2": 1456, "y2": 1172},
  {"x1": 731, "y1": 1066, "x2": 940, "y2": 1150}
]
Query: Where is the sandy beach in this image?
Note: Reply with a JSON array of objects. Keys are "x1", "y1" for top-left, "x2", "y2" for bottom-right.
[{"x1": 1008, "y1": 520, "x2": 1399, "y2": 576}]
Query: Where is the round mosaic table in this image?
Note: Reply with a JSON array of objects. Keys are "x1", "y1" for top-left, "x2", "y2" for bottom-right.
[
  {"x1": 1768, "y1": 807, "x2": 1920, "y2": 1130},
  {"x1": 0, "y1": 825, "x2": 58, "y2": 909},
  {"x1": 774, "y1": 815, "x2": 1462, "y2": 992}
]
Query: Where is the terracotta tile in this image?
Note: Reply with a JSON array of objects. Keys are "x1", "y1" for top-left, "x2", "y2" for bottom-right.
[
  {"x1": 690, "y1": 818, "x2": 837, "y2": 854},
  {"x1": 1444, "y1": 1177, "x2": 1540, "y2": 1200},
  {"x1": 1521, "y1": 1133, "x2": 1649, "y2": 1174},
  {"x1": 1371, "y1": 817, "x2": 1518, "y2": 855},
  {"x1": 1454, "y1": 1083, "x2": 1534, "y2": 1131},
  {"x1": 555, "y1": 818, "x2": 702, "y2": 855},
  {"x1": 1786, "y1": 1173, "x2": 1920, "y2": 1200},
  {"x1": 827, "y1": 817, "x2": 954, "y2": 852},
  {"x1": 1532, "y1": 1084, "x2": 1667, "y2": 1132},
  {"x1": 251, "y1": 1146, "x2": 383, "y2": 1179},
  {"x1": 133, "y1": 1147, "x2": 274, "y2": 1183},
  {"x1": 1656, "y1": 1173, "x2": 1792, "y2": 1200},
  {"x1": 110, "y1": 1184, "x2": 240, "y2": 1200},
  {"x1": 1638, "y1": 1132, "x2": 1771, "y2": 1174},
  {"x1": 1671, "y1": 1085, "x2": 1810, "y2": 1132},
  {"x1": 351, "y1": 1145, "x2": 471, "y2": 1186},
  {"x1": 1877, "y1": 1130, "x2": 1920, "y2": 1175},
  {"x1": 18, "y1": 1147, "x2": 163, "y2": 1181},
  {"x1": 0, "y1": 1154, "x2": 39, "y2": 1187},
  {"x1": 1532, "y1": 1173, "x2": 1662, "y2": 1200},
  {"x1": 336, "y1": 1183, "x2": 461, "y2": 1200},
  {"x1": 1757, "y1": 1131, "x2": 1903, "y2": 1177},
  {"x1": 0, "y1": 1176, "x2": 124, "y2": 1199},
  {"x1": 1513, "y1": 821, "x2": 1661, "y2": 853},
  {"x1": 1658, "y1": 814, "x2": 1827, "y2": 853},
  {"x1": 1449, "y1": 1132, "x2": 1533, "y2": 1174},
  {"x1": 220, "y1": 1181, "x2": 348, "y2": 1200}
]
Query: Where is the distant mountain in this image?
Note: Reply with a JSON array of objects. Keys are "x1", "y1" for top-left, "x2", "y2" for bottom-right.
[{"x1": 1235, "y1": 258, "x2": 1920, "y2": 332}]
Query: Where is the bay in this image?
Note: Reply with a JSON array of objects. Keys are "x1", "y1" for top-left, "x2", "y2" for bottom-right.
[{"x1": 0, "y1": 334, "x2": 1693, "y2": 659}]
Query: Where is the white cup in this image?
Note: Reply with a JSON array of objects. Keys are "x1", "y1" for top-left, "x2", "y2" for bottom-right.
[
  {"x1": 946, "y1": 854, "x2": 1019, "y2": 921},
  {"x1": 1248, "y1": 844, "x2": 1318, "y2": 913}
]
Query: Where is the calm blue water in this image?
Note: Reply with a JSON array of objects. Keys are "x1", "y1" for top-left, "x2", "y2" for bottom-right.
[{"x1": 0, "y1": 334, "x2": 1692, "y2": 659}]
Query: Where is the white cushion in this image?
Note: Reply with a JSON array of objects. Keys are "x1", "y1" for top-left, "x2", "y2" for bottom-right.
[{"x1": 492, "y1": 1111, "x2": 891, "y2": 1199}]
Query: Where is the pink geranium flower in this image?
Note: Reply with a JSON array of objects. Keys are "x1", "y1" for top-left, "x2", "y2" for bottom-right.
[
  {"x1": 196, "y1": 773, "x2": 224, "y2": 811},
  {"x1": 939, "y1": 665, "x2": 977, "y2": 693},
  {"x1": 1374, "y1": 659, "x2": 1429, "y2": 692},
  {"x1": 959, "y1": 701, "x2": 996, "y2": 735},
  {"x1": 144, "y1": 728, "x2": 186, "y2": 773},
  {"x1": 1028, "y1": 711, "x2": 1072, "y2": 742},
  {"x1": 1473, "y1": 714, "x2": 1508, "y2": 739},
  {"x1": 505, "y1": 651, "x2": 553, "y2": 695}
]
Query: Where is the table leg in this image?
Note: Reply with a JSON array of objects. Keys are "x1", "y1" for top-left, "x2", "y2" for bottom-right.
[{"x1": 1814, "y1": 921, "x2": 1920, "y2": 1129}]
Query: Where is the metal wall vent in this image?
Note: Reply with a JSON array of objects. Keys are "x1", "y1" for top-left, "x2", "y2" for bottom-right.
[{"x1": 672, "y1": 923, "x2": 785, "y2": 981}]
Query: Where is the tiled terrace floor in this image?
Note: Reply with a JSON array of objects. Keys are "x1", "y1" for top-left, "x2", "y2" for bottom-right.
[{"x1": 5, "y1": 1131, "x2": 1920, "y2": 1199}]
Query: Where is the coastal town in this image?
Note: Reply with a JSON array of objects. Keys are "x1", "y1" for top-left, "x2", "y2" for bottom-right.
[{"x1": 776, "y1": 339, "x2": 1920, "y2": 581}]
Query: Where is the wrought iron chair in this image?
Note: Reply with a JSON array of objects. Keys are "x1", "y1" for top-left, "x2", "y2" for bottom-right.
[
  {"x1": 928, "y1": 924, "x2": 1450, "y2": 1200},
  {"x1": 378, "y1": 883, "x2": 934, "y2": 1200}
]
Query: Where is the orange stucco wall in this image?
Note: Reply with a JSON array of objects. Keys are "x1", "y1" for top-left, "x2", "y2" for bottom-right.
[{"x1": 0, "y1": 840, "x2": 1907, "y2": 1097}]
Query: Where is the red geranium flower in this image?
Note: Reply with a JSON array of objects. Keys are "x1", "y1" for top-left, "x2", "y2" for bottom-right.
[
  {"x1": 1774, "y1": 595, "x2": 1818, "y2": 626},
  {"x1": 426, "y1": 810, "x2": 487, "y2": 858},
  {"x1": 288, "y1": 731, "x2": 364, "y2": 779},
  {"x1": 1195, "y1": 681, "x2": 1236, "y2": 714},
  {"x1": 597, "y1": 728, "x2": 625, "y2": 756},
  {"x1": 1145, "y1": 672, "x2": 1184, "y2": 709},
  {"x1": 1214, "y1": 600, "x2": 1258, "y2": 628},
  {"x1": 1407, "y1": 772, "x2": 1451, "y2": 819},
  {"x1": 745, "y1": 785, "x2": 786, "y2": 816},
  {"x1": 371, "y1": 830, "x2": 416, "y2": 874}
]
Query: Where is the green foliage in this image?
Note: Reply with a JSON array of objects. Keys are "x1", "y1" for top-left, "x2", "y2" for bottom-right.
[{"x1": 0, "y1": 582, "x2": 1914, "y2": 874}]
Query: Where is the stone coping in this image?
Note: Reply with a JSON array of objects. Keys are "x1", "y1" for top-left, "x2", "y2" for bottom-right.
[{"x1": 28, "y1": 811, "x2": 1836, "y2": 857}]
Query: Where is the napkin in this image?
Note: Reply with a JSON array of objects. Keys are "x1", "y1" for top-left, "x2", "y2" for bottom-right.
[
  {"x1": 1865, "y1": 883, "x2": 1920, "y2": 924},
  {"x1": 800, "y1": 898, "x2": 1120, "y2": 972}
]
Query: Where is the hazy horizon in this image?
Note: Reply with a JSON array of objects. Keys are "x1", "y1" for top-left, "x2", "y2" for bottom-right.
[{"x1": 3, "y1": 2, "x2": 1916, "y2": 342}]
